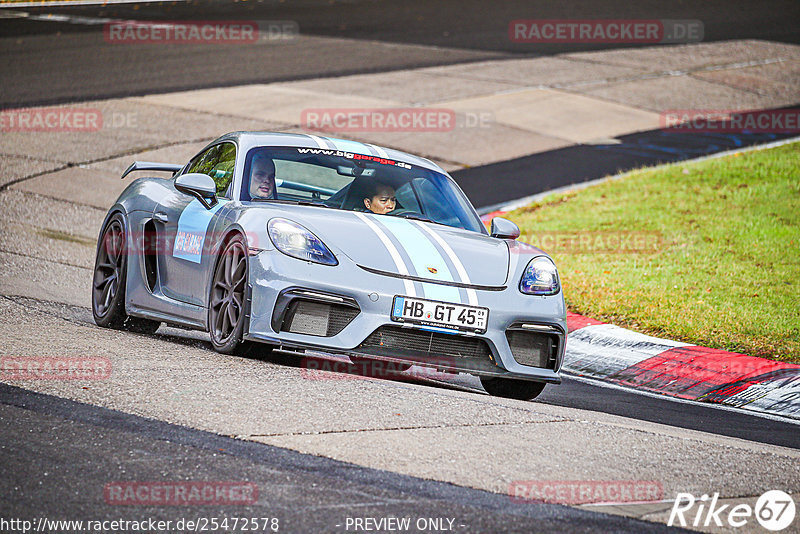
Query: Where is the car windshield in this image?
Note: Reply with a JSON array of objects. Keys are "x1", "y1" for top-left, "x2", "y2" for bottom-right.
[{"x1": 241, "y1": 146, "x2": 485, "y2": 233}]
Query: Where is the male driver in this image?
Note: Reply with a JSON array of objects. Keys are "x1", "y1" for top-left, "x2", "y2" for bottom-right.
[
  {"x1": 250, "y1": 153, "x2": 277, "y2": 199},
  {"x1": 363, "y1": 182, "x2": 396, "y2": 214}
]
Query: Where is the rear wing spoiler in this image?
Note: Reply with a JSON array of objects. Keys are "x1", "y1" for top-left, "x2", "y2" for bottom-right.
[{"x1": 121, "y1": 161, "x2": 183, "y2": 179}]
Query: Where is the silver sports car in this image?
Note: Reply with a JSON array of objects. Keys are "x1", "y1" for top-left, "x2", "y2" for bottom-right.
[{"x1": 92, "y1": 132, "x2": 566, "y2": 399}]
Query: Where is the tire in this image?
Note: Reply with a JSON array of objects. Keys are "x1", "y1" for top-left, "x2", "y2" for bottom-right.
[
  {"x1": 480, "y1": 377, "x2": 546, "y2": 400},
  {"x1": 208, "y1": 234, "x2": 268, "y2": 356},
  {"x1": 92, "y1": 213, "x2": 160, "y2": 334}
]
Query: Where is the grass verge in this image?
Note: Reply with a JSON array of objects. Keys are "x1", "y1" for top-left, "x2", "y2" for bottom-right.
[{"x1": 507, "y1": 142, "x2": 800, "y2": 363}]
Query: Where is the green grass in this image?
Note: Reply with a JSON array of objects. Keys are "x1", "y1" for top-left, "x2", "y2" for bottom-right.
[{"x1": 507, "y1": 142, "x2": 800, "y2": 363}]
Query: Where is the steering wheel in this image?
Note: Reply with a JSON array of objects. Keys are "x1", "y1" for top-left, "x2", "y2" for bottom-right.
[{"x1": 390, "y1": 208, "x2": 425, "y2": 217}]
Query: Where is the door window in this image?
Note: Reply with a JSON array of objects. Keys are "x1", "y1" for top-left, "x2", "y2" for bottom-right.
[{"x1": 186, "y1": 142, "x2": 237, "y2": 198}]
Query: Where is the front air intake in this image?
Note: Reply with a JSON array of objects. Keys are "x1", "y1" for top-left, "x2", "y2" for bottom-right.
[
  {"x1": 358, "y1": 326, "x2": 492, "y2": 360},
  {"x1": 505, "y1": 328, "x2": 559, "y2": 369},
  {"x1": 281, "y1": 300, "x2": 359, "y2": 337}
]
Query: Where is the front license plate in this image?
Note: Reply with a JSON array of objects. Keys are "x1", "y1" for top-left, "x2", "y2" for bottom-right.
[{"x1": 391, "y1": 296, "x2": 489, "y2": 334}]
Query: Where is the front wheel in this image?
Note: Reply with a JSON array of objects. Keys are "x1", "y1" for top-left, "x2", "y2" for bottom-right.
[
  {"x1": 480, "y1": 377, "x2": 546, "y2": 400},
  {"x1": 208, "y1": 235, "x2": 266, "y2": 356}
]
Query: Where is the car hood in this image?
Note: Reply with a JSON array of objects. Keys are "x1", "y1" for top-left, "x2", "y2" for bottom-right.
[{"x1": 274, "y1": 206, "x2": 510, "y2": 287}]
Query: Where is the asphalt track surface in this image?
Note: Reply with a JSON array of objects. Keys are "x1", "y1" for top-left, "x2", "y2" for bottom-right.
[
  {"x1": 0, "y1": 383, "x2": 694, "y2": 534},
  {"x1": 1, "y1": 0, "x2": 800, "y2": 108},
  {"x1": 458, "y1": 128, "x2": 800, "y2": 209},
  {"x1": 6, "y1": 297, "x2": 800, "y2": 450},
  {"x1": 2, "y1": 1, "x2": 799, "y2": 209}
]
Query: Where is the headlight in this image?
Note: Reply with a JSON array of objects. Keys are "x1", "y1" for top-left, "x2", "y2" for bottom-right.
[
  {"x1": 267, "y1": 218, "x2": 338, "y2": 266},
  {"x1": 519, "y1": 256, "x2": 560, "y2": 295}
]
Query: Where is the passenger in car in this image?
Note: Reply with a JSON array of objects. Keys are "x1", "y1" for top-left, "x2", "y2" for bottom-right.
[
  {"x1": 363, "y1": 182, "x2": 396, "y2": 214},
  {"x1": 250, "y1": 153, "x2": 277, "y2": 199}
]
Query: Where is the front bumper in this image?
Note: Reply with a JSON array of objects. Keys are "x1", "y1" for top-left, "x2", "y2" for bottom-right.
[{"x1": 244, "y1": 250, "x2": 567, "y2": 383}]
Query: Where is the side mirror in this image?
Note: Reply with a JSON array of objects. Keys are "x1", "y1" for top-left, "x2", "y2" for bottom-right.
[
  {"x1": 490, "y1": 217, "x2": 520, "y2": 240},
  {"x1": 174, "y1": 173, "x2": 218, "y2": 209}
]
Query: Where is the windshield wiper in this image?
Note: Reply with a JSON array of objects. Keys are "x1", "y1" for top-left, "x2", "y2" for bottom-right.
[
  {"x1": 292, "y1": 200, "x2": 335, "y2": 208},
  {"x1": 395, "y1": 212, "x2": 439, "y2": 224}
]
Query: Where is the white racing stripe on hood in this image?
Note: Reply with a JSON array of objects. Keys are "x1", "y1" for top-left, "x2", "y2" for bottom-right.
[
  {"x1": 366, "y1": 143, "x2": 389, "y2": 158},
  {"x1": 414, "y1": 221, "x2": 478, "y2": 306},
  {"x1": 305, "y1": 134, "x2": 329, "y2": 149},
  {"x1": 354, "y1": 212, "x2": 416, "y2": 296},
  {"x1": 328, "y1": 137, "x2": 372, "y2": 155},
  {"x1": 377, "y1": 217, "x2": 462, "y2": 304}
]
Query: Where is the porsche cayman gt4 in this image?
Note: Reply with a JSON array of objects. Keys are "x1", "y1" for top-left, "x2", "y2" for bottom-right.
[{"x1": 92, "y1": 132, "x2": 566, "y2": 399}]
